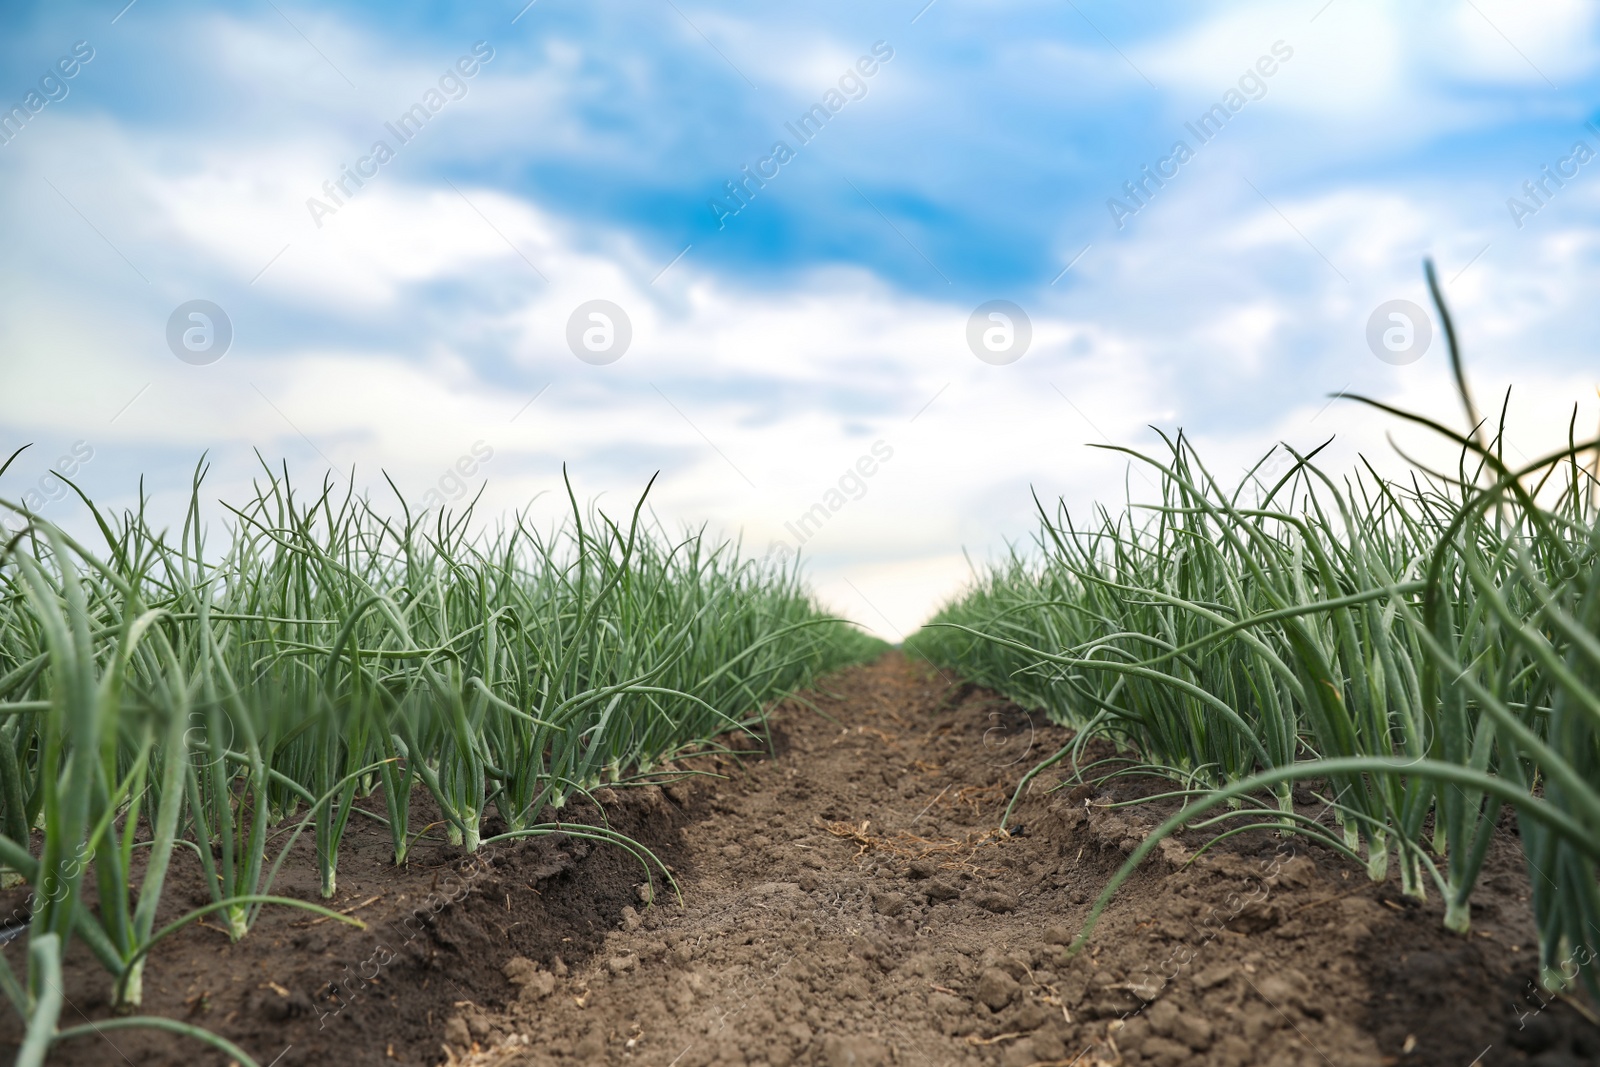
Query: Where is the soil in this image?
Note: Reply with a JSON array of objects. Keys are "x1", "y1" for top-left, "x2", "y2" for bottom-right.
[{"x1": 2, "y1": 652, "x2": 1597, "y2": 1067}]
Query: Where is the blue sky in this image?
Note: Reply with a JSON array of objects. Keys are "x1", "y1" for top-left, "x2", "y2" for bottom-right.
[{"x1": 3, "y1": 0, "x2": 1600, "y2": 633}]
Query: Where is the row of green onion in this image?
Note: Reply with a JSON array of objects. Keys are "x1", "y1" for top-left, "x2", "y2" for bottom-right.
[
  {"x1": 0, "y1": 461, "x2": 881, "y2": 1065},
  {"x1": 908, "y1": 269, "x2": 1600, "y2": 1000}
]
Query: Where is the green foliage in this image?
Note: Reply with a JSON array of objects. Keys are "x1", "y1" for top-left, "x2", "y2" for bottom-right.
[
  {"x1": 910, "y1": 354, "x2": 1600, "y2": 999},
  {"x1": 0, "y1": 458, "x2": 881, "y2": 1045}
]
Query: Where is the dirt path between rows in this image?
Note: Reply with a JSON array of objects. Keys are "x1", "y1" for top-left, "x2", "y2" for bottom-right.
[
  {"x1": 8, "y1": 653, "x2": 1598, "y2": 1067},
  {"x1": 442, "y1": 655, "x2": 1599, "y2": 1067}
]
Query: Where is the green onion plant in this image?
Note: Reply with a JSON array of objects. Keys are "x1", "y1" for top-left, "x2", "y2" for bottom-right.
[{"x1": 0, "y1": 458, "x2": 882, "y2": 1056}]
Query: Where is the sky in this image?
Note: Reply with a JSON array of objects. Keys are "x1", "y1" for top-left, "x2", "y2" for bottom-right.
[{"x1": 2, "y1": 0, "x2": 1599, "y2": 638}]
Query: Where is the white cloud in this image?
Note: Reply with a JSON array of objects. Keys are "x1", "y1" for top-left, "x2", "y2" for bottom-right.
[
  {"x1": 5, "y1": 2, "x2": 1600, "y2": 639},
  {"x1": 11, "y1": 133, "x2": 1599, "y2": 633},
  {"x1": 1136, "y1": 0, "x2": 1596, "y2": 144}
]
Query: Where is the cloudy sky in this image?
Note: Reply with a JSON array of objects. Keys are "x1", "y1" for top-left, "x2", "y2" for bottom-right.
[{"x1": 2, "y1": 0, "x2": 1598, "y2": 637}]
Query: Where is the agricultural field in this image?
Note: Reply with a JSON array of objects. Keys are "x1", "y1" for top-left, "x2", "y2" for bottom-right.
[
  {"x1": 4, "y1": 349, "x2": 1600, "y2": 1067},
  {"x1": 0, "y1": 467, "x2": 883, "y2": 1064},
  {"x1": 7, "y1": 2, "x2": 1600, "y2": 1064}
]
